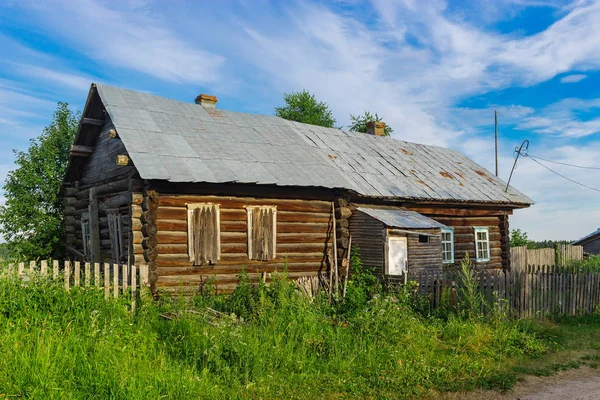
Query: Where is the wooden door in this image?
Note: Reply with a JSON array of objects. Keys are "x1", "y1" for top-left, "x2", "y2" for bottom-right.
[{"x1": 388, "y1": 236, "x2": 408, "y2": 276}]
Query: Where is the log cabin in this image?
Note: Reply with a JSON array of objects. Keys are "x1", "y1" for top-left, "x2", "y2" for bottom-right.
[{"x1": 63, "y1": 83, "x2": 533, "y2": 294}]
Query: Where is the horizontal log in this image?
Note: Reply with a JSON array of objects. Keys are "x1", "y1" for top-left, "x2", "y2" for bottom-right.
[
  {"x1": 336, "y1": 219, "x2": 349, "y2": 228},
  {"x1": 431, "y1": 217, "x2": 501, "y2": 227},
  {"x1": 156, "y1": 253, "x2": 326, "y2": 268},
  {"x1": 82, "y1": 117, "x2": 104, "y2": 126},
  {"x1": 406, "y1": 206, "x2": 511, "y2": 217},
  {"x1": 99, "y1": 191, "x2": 130, "y2": 210},
  {"x1": 158, "y1": 195, "x2": 331, "y2": 212},
  {"x1": 70, "y1": 144, "x2": 93, "y2": 157},
  {"x1": 336, "y1": 207, "x2": 351, "y2": 219},
  {"x1": 337, "y1": 237, "x2": 349, "y2": 249},
  {"x1": 158, "y1": 262, "x2": 323, "y2": 281},
  {"x1": 336, "y1": 198, "x2": 348, "y2": 208},
  {"x1": 278, "y1": 222, "x2": 329, "y2": 234},
  {"x1": 337, "y1": 227, "x2": 350, "y2": 239}
]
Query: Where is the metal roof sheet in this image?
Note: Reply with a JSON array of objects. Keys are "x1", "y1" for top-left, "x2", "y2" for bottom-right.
[
  {"x1": 95, "y1": 84, "x2": 533, "y2": 205},
  {"x1": 573, "y1": 228, "x2": 600, "y2": 245},
  {"x1": 357, "y1": 207, "x2": 448, "y2": 229}
]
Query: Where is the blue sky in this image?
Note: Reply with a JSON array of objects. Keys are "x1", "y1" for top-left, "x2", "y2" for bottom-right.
[{"x1": 1, "y1": 0, "x2": 600, "y2": 241}]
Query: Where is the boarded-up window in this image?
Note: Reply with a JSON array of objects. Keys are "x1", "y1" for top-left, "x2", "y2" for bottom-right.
[
  {"x1": 81, "y1": 213, "x2": 91, "y2": 256},
  {"x1": 108, "y1": 213, "x2": 124, "y2": 262},
  {"x1": 246, "y1": 206, "x2": 277, "y2": 261},
  {"x1": 187, "y1": 204, "x2": 220, "y2": 265}
]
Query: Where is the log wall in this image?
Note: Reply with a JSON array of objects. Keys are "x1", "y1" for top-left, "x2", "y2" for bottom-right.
[
  {"x1": 63, "y1": 119, "x2": 136, "y2": 263},
  {"x1": 406, "y1": 228, "x2": 442, "y2": 271},
  {"x1": 405, "y1": 205, "x2": 510, "y2": 270},
  {"x1": 131, "y1": 193, "x2": 334, "y2": 294}
]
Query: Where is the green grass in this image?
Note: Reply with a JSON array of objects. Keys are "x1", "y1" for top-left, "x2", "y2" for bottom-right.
[{"x1": 0, "y1": 270, "x2": 566, "y2": 400}]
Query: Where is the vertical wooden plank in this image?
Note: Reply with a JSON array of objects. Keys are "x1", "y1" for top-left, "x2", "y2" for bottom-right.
[
  {"x1": 7, "y1": 263, "x2": 14, "y2": 276},
  {"x1": 479, "y1": 269, "x2": 484, "y2": 314},
  {"x1": 113, "y1": 263, "x2": 118, "y2": 299},
  {"x1": 131, "y1": 265, "x2": 137, "y2": 312},
  {"x1": 94, "y1": 262, "x2": 100, "y2": 287},
  {"x1": 29, "y1": 260, "x2": 36, "y2": 275},
  {"x1": 122, "y1": 264, "x2": 128, "y2": 294},
  {"x1": 89, "y1": 187, "x2": 101, "y2": 263},
  {"x1": 85, "y1": 263, "x2": 91, "y2": 287},
  {"x1": 104, "y1": 263, "x2": 110, "y2": 300},
  {"x1": 74, "y1": 261, "x2": 81, "y2": 287},
  {"x1": 40, "y1": 260, "x2": 48, "y2": 276},
  {"x1": 53, "y1": 260, "x2": 59, "y2": 280},
  {"x1": 141, "y1": 265, "x2": 149, "y2": 286},
  {"x1": 18, "y1": 262, "x2": 24, "y2": 277},
  {"x1": 64, "y1": 261, "x2": 71, "y2": 291}
]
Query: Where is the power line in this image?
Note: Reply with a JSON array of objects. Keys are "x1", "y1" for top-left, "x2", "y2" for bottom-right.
[
  {"x1": 526, "y1": 154, "x2": 600, "y2": 170},
  {"x1": 526, "y1": 156, "x2": 600, "y2": 193}
]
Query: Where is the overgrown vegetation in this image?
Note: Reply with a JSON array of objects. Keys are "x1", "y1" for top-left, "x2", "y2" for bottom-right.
[
  {"x1": 2, "y1": 249, "x2": 582, "y2": 399},
  {"x1": 275, "y1": 90, "x2": 336, "y2": 128},
  {"x1": 0, "y1": 103, "x2": 80, "y2": 260},
  {"x1": 349, "y1": 111, "x2": 393, "y2": 136}
]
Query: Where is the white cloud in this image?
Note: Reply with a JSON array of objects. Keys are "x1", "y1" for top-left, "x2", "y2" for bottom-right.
[
  {"x1": 517, "y1": 98, "x2": 600, "y2": 137},
  {"x1": 560, "y1": 74, "x2": 587, "y2": 83},
  {"x1": 10, "y1": 64, "x2": 93, "y2": 91},
  {"x1": 19, "y1": 0, "x2": 225, "y2": 84}
]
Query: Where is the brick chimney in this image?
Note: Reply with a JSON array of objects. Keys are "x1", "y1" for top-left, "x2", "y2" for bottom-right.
[
  {"x1": 367, "y1": 121, "x2": 386, "y2": 136},
  {"x1": 195, "y1": 94, "x2": 218, "y2": 108}
]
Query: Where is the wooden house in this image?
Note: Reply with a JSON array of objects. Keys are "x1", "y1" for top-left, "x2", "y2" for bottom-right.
[
  {"x1": 63, "y1": 84, "x2": 533, "y2": 294},
  {"x1": 573, "y1": 229, "x2": 600, "y2": 255}
]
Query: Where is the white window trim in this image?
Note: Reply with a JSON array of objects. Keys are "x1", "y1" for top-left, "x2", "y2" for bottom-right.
[
  {"x1": 246, "y1": 206, "x2": 277, "y2": 260},
  {"x1": 187, "y1": 203, "x2": 221, "y2": 263},
  {"x1": 473, "y1": 227, "x2": 491, "y2": 262},
  {"x1": 441, "y1": 227, "x2": 454, "y2": 264},
  {"x1": 81, "y1": 213, "x2": 90, "y2": 256}
]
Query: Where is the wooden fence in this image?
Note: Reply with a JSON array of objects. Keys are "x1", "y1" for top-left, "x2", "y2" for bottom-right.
[
  {"x1": 409, "y1": 266, "x2": 600, "y2": 318},
  {"x1": 510, "y1": 245, "x2": 584, "y2": 271},
  {"x1": 1, "y1": 260, "x2": 149, "y2": 310}
]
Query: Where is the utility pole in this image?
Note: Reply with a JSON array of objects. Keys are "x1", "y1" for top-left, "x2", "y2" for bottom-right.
[{"x1": 494, "y1": 110, "x2": 498, "y2": 177}]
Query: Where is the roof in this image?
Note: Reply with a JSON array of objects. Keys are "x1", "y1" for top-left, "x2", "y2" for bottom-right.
[
  {"x1": 573, "y1": 228, "x2": 600, "y2": 245},
  {"x1": 357, "y1": 207, "x2": 447, "y2": 229},
  {"x1": 91, "y1": 83, "x2": 533, "y2": 205}
]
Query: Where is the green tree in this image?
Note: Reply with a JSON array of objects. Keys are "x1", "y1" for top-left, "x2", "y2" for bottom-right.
[
  {"x1": 349, "y1": 111, "x2": 393, "y2": 136},
  {"x1": 0, "y1": 102, "x2": 80, "y2": 260},
  {"x1": 275, "y1": 90, "x2": 336, "y2": 128},
  {"x1": 510, "y1": 229, "x2": 535, "y2": 249}
]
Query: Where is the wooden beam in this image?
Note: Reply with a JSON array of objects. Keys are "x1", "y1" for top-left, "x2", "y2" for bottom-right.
[
  {"x1": 82, "y1": 117, "x2": 104, "y2": 126},
  {"x1": 70, "y1": 144, "x2": 93, "y2": 157},
  {"x1": 89, "y1": 187, "x2": 101, "y2": 263},
  {"x1": 108, "y1": 129, "x2": 119, "y2": 139}
]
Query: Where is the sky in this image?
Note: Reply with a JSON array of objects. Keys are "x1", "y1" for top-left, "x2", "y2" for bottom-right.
[{"x1": 1, "y1": 0, "x2": 600, "y2": 241}]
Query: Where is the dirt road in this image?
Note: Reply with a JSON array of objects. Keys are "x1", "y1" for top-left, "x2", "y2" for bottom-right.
[{"x1": 439, "y1": 367, "x2": 600, "y2": 399}]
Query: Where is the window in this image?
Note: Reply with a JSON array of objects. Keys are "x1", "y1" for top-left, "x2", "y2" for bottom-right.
[
  {"x1": 187, "y1": 203, "x2": 220, "y2": 265},
  {"x1": 474, "y1": 227, "x2": 490, "y2": 262},
  {"x1": 246, "y1": 206, "x2": 277, "y2": 261},
  {"x1": 418, "y1": 235, "x2": 429, "y2": 243},
  {"x1": 108, "y1": 213, "x2": 124, "y2": 262},
  {"x1": 81, "y1": 213, "x2": 91, "y2": 256},
  {"x1": 441, "y1": 228, "x2": 454, "y2": 264}
]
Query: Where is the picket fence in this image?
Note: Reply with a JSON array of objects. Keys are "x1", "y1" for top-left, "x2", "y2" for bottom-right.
[
  {"x1": 1, "y1": 260, "x2": 150, "y2": 310},
  {"x1": 409, "y1": 266, "x2": 600, "y2": 318}
]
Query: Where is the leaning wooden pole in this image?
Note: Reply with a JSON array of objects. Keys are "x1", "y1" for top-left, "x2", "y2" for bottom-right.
[
  {"x1": 332, "y1": 201, "x2": 339, "y2": 298},
  {"x1": 343, "y1": 236, "x2": 352, "y2": 299}
]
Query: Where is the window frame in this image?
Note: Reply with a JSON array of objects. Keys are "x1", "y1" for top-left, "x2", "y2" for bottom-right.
[
  {"x1": 187, "y1": 203, "x2": 221, "y2": 264},
  {"x1": 441, "y1": 227, "x2": 454, "y2": 264},
  {"x1": 246, "y1": 205, "x2": 277, "y2": 261},
  {"x1": 473, "y1": 227, "x2": 491, "y2": 262}
]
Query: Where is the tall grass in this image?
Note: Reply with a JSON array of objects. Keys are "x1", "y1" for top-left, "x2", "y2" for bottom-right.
[{"x1": 0, "y1": 260, "x2": 553, "y2": 399}]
